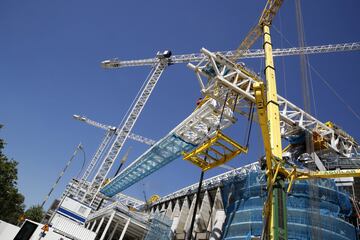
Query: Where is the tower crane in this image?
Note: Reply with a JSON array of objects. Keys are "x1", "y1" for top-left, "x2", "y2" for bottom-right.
[
  {"x1": 101, "y1": 42, "x2": 360, "y2": 68},
  {"x1": 81, "y1": 50, "x2": 173, "y2": 205}
]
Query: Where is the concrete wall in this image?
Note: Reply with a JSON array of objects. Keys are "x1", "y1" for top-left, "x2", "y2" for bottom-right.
[{"x1": 150, "y1": 187, "x2": 225, "y2": 240}]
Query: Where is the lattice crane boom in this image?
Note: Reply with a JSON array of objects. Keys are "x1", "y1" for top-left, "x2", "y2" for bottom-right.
[
  {"x1": 101, "y1": 42, "x2": 360, "y2": 69},
  {"x1": 80, "y1": 130, "x2": 114, "y2": 184},
  {"x1": 83, "y1": 53, "x2": 171, "y2": 204},
  {"x1": 234, "y1": 0, "x2": 283, "y2": 60}
]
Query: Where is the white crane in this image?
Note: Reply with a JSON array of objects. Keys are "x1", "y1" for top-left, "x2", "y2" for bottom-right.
[
  {"x1": 82, "y1": 51, "x2": 172, "y2": 205},
  {"x1": 101, "y1": 42, "x2": 360, "y2": 68}
]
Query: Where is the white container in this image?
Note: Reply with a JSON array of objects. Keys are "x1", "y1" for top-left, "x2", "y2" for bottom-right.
[
  {"x1": 0, "y1": 220, "x2": 20, "y2": 240},
  {"x1": 56, "y1": 196, "x2": 92, "y2": 224}
]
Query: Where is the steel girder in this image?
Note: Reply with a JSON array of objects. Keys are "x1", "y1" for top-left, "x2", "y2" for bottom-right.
[{"x1": 188, "y1": 48, "x2": 358, "y2": 161}]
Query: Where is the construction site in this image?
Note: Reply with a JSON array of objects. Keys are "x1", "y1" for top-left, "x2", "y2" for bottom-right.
[{"x1": 1, "y1": 1, "x2": 360, "y2": 240}]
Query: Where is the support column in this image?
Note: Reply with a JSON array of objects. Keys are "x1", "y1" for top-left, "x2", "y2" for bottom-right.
[
  {"x1": 90, "y1": 220, "x2": 97, "y2": 231},
  {"x1": 119, "y1": 218, "x2": 131, "y2": 240},
  {"x1": 99, "y1": 211, "x2": 116, "y2": 240},
  {"x1": 95, "y1": 217, "x2": 105, "y2": 234},
  {"x1": 176, "y1": 198, "x2": 189, "y2": 235}
]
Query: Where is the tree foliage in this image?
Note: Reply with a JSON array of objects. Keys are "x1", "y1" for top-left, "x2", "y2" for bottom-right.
[
  {"x1": 24, "y1": 205, "x2": 44, "y2": 223},
  {"x1": 0, "y1": 125, "x2": 25, "y2": 224}
]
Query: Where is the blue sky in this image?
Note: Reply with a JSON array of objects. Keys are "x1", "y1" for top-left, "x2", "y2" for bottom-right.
[{"x1": 1, "y1": 0, "x2": 359, "y2": 209}]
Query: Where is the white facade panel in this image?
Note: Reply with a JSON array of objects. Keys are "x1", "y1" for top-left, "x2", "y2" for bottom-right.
[
  {"x1": 0, "y1": 220, "x2": 20, "y2": 240},
  {"x1": 51, "y1": 214, "x2": 96, "y2": 240}
]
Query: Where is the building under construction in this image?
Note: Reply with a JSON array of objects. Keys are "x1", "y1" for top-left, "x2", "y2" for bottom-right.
[{"x1": 77, "y1": 163, "x2": 357, "y2": 240}]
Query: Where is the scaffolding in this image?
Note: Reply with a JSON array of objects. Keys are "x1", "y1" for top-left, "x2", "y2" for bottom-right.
[{"x1": 220, "y1": 165, "x2": 356, "y2": 240}]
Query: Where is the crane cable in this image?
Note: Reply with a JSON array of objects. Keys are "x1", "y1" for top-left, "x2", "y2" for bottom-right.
[
  {"x1": 295, "y1": 2, "x2": 321, "y2": 240},
  {"x1": 244, "y1": 103, "x2": 255, "y2": 149},
  {"x1": 40, "y1": 143, "x2": 84, "y2": 208}
]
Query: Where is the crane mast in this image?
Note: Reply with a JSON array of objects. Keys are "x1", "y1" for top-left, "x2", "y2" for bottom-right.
[
  {"x1": 80, "y1": 131, "x2": 114, "y2": 186},
  {"x1": 82, "y1": 53, "x2": 171, "y2": 204}
]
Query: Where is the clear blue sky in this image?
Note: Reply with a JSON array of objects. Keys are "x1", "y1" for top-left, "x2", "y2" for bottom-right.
[{"x1": 1, "y1": 0, "x2": 359, "y2": 210}]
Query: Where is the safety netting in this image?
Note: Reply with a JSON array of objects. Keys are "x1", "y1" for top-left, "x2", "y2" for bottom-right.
[
  {"x1": 220, "y1": 164, "x2": 356, "y2": 240},
  {"x1": 144, "y1": 214, "x2": 172, "y2": 240}
]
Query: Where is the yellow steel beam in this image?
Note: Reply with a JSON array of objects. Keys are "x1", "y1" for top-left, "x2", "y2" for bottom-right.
[
  {"x1": 203, "y1": 152, "x2": 219, "y2": 162},
  {"x1": 208, "y1": 147, "x2": 225, "y2": 158},
  {"x1": 254, "y1": 82, "x2": 273, "y2": 173},
  {"x1": 214, "y1": 141, "x2": 233, "y2": 153},
  {"x1": 263, "y1": 25, "x2": 283, "y2": 161},
  {"x1": 296, "y1": 169, "x2": 360, "y2": 179},
  {"x1": 217, "y1": 131, "x2": 248, "y2": 153},
  {"x1": 259, "y1": 24, "x2": 287, "y2": 240}
]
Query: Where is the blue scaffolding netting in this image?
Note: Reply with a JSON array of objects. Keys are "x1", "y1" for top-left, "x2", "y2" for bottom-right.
[
  {"x1": 221, "y1": 165, "x2": 356, "y2": 240},
  {"x1": 101, "y1": 134, "x2": 196, "y2": 197},
  {"x1": 144, "y1": 214, "x2": 172, "y2": 240}
]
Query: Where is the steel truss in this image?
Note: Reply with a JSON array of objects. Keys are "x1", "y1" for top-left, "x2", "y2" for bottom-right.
[
  {"x1": 101, "y1": 42, "x2": 360, "y2": 68},
  {"x1": 153, "y1": 163, "x2": 260, "y2": 205},
  {"x1": 113, "y1": 193, "x2": 145, "y2": 209},
  {"x1": 80, "y1": 131, "x2": 114, "y2": 185},
  {"x1": 100, "y1": 97, "x2": 239, "y2": 197},
  {"x1": 188, "y1": 48, "x2": 358, "y2": 161},
  {"x1": 74, "y1": 115, "x2": 157, "y2": 199}
]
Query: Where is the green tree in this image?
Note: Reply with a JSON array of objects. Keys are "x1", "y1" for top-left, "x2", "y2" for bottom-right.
[
  {"x1": 0, "y1": 125, "x2": 25, "y2": 224},
  {"x1": 24, "y1": 205, "x2": 44, "y2": 223}
]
